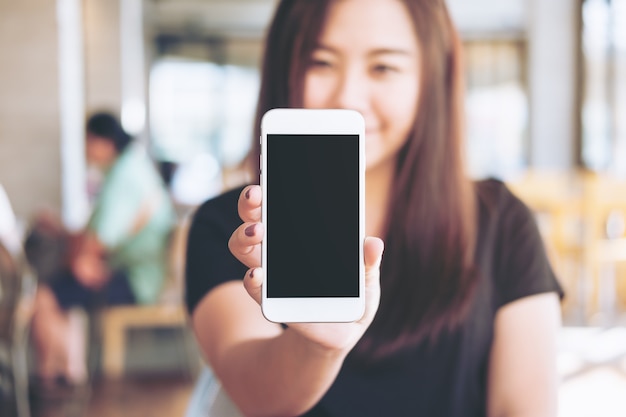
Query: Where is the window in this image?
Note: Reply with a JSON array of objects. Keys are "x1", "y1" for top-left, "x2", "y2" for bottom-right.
[
  {"x1": 463, "y1": 39, "x2": 528, "y2": 180},
  {"x1": 581, "y1": 0, "x2": 626, "y2": 175},
  {"x1": 149, "y1": 58, "x2": 259, "y2": 205}
]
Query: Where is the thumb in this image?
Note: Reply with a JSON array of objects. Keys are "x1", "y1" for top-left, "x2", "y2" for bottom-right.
[
  {"x1": 360, "y1": 236, "x2": 384, "y2": 323},
  {"x1": 364, "y1": 236, "x2": 384, "y2": 271}
]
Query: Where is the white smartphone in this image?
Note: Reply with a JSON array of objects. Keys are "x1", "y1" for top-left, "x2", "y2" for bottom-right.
[{"x1": 260, "y1": 108, "x2": 366, "y2": 323}]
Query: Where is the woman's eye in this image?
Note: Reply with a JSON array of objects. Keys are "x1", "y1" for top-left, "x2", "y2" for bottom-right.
[
  {"x1": 372, "y1": 64, "x2": 398, "y2": 75},
  {"x1": 309, "y1": 59, "x2": 333, "y2": 69}
]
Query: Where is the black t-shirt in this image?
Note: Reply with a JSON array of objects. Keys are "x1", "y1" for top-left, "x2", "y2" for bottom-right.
[{"x1": 185, "y1": 179, "x2": 564, "y2": 417}]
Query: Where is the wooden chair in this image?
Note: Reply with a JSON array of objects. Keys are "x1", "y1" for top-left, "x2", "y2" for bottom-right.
[
  {"x1": 580, "y1": 172, "x2": 626, "y2": 324},
  {"x1": 506, "y1": 169, "x2": 587, "y2": 321},
  {"x1": 98, "y1": 216, "x2": 198, "y2": 378}
]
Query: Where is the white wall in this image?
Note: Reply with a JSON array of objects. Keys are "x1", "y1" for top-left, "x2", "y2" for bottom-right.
[{"x1": 0, "y1": 0, "x2": 62, "y2": 224}]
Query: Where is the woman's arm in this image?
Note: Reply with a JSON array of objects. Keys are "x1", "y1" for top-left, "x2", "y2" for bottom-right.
[
  {"x1": 487, "y1": 292, "x2": 562, "y2": 417},
  {"x1": 190, "y1": 185, "x2": 384, "y2": 417},
  {"x1": 191, "y1": 282, "x2": 347, "y2": 417}
]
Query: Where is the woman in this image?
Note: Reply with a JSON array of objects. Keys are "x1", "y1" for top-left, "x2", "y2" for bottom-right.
[
  {"x1": 30, "y1": 112, "x2": 176, "y2": 387},
  {"x1": 185, "y1": 0, "x2": 564, "y2": 416}
]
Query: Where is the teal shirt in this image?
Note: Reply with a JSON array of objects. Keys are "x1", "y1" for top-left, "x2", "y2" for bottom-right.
[{"x1": 88, "y1": 143, "x2": 176, "y2": 304}]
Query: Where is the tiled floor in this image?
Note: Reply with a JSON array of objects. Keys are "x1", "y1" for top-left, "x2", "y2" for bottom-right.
[
  {"x1": 1, "y1": 324, "x2": 199, "y2": 417},
  {"x1": 27, "y1": 373, "x2": 195, "y2": 417},
  {"x1": 83, "y1": 374, "x2": 194, "y2": 417}
]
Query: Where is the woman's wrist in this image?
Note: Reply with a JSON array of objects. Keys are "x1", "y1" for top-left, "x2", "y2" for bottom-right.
[{"x1": 281, "y1": 325, "x2": 354, "y2": 362}]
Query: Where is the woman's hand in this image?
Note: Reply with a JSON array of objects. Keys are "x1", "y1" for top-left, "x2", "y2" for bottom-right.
[
  {"x1": 69, "y1": 232, "x2": 109, "y2": 289},
  {"x1": 228, "y1": 185, "x2": 384, "y2": 353}
]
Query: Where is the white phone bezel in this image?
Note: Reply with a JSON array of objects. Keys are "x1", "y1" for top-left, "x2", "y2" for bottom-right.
[{"x1": 260, "y1": 108, "x2": 366, "y2": 323}]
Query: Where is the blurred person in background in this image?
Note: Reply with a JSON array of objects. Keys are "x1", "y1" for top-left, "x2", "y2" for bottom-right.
[
  {"x1": 185, "y1": 0, "x2": 565, "y2": 416},
  {"x1": 29, "y1": 111, "x2": 176, "y2": 388},
  {"x1": 0, "y1": 183, "x2": 22, "y2": 255}
]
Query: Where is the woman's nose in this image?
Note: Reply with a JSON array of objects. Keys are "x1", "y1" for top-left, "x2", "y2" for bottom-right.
[{"x1": 332, "y1": 69, "x2": 369, "y2": 112}]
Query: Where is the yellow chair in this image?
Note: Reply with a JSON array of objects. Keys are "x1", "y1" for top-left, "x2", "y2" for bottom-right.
[
  {"x1": 580, "y1": 172, "x2": 626, "y2": 324},
  {"x1": 506, "y1": 169, "x2": 587, "y2": 321},
  {"x1": 98, "y1": 216, "x2": 198, "y2": 378}
]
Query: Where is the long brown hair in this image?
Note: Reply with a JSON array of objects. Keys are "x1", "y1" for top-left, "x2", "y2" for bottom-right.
[{"x1": 250, "y1": 0, "x2": 478, "y2": 360}]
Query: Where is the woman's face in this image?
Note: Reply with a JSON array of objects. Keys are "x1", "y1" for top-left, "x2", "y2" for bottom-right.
[
  {"x1": 303, "y1": 0, "x2": 421, "y2": 172},
  {"x1": 86, "y1": 133, "x2": 117, "y2": 169}
]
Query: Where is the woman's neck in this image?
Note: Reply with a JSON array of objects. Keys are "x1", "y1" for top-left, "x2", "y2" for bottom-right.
[{"x1": 365, "y1": 159, "x2": 396, "y2": 238}]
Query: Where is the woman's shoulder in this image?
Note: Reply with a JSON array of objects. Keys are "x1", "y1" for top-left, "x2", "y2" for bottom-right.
[
  {"x1": 474, "y1": 178, "x2": 564, "y2": 305},
  {"x1": 190, "y1": 185, "x2": 248, "y2": 232},
  {"x1": 473, "y1": 177, "x2": 540, "y2": 248},
  {"x1": 474, "y1": 177, "x2": 532, "y2": 218},
  {"x1": 475, "y1": 177, "x2": 515, "y2": 203},
  {"x1": 106, "y1": 143, "x2": 158, "y2": 184},
  {"x1": 185, "y1": 184, "x2": 249, "y2": 274},
  {"x1": 185, "y1": 185, "x2": 250, "y2": 315}
]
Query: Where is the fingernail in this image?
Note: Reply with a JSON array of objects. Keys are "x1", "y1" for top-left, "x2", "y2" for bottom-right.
[
  {"x1": 245, "y1": 188, "x2": 251, "y2": 199},
  {"x1": 245, "y1": 224, "x2": 255, "y2": 237}
]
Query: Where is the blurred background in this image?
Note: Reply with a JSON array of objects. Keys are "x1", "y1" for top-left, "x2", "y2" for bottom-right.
[{"x1": 0, "y1": 0, "x2": 625, "y2": 416}]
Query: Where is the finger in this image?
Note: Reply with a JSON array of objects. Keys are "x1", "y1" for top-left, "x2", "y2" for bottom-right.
[
  {"x1": 228, "y1": 222, "x2": 264, "y2": 268},
  {"x1": 242, "y1": 267, "x2": 263, "y2": 306},
  {"x1": 238, "y1": 185, "x2": 262, "y2": 223}
]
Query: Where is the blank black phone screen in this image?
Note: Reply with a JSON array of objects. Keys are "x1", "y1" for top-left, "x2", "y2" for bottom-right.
[{"x1": 266, "y1": 134, "x2": 360, "y2": 298}]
